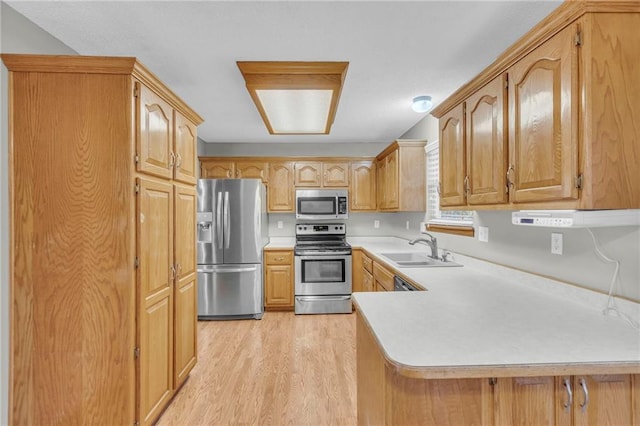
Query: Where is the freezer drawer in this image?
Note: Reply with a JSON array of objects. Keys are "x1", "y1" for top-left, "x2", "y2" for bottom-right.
[
  {"x1": 294, "y1": 295, "x2": 352, "y2": 315},
  {"x1": 197, "y1": 264, "x2": 264, "y2": 320}
]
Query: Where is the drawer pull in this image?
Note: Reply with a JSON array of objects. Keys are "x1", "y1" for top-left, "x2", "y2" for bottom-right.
[
  {"x1": 274, "y1": 257, "x2": 284, "y2": 261},
  {"x1": 579, "y1": 378, "x2": 589, "y2": 411},
  {"x1": 563, "y1": 378, "x2": 572, "y2": 410}
]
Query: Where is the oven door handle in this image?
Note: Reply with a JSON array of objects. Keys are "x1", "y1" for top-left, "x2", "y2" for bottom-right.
[
  {"x1": 296, "y1": 253, "x2": 351, "y2": 259},
  {"x1": 296, "y1": 296, "x2": 351, "y2": 301}
]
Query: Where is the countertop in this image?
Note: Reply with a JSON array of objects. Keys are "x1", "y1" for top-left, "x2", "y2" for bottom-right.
[{"x1": 350, "y1": 237, "x2": 640, "y2": 379}]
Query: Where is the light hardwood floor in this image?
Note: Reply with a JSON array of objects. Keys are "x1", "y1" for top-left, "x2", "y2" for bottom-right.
[{"x1": 156, "y1": 312, "x2": 357, "y2": 425}]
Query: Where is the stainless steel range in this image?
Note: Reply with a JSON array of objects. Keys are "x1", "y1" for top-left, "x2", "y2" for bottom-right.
[{"x1": 294, "y1": 223, "x2": 352, "y2": 314}]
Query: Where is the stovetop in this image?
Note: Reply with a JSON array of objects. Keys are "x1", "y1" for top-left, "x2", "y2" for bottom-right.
[{"x1": 294, "y1": 223, "x2": 351, "y2": 255}]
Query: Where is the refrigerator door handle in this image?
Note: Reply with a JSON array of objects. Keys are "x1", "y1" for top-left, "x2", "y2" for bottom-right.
[
  {"x1": 224, "y1": 191, "x2": 230, "y2": 249},
  {"x1": 216, "y1": 191, "x2": 223, "y2": 249}
]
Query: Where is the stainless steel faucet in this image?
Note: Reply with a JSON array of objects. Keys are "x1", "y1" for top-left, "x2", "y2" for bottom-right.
[{"x1": 408, "y1": 233, "x2": 439, "y2": 260}]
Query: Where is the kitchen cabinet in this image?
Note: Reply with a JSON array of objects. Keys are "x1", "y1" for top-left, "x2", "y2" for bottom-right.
[
  {"x1": 200, "y1": 158, "x2": 268, "y2": 182},
  {"x1": 350, "y1": 160, "x2": 377, "y2": 211},
  {"x1": 294, "y1": 160, "x2": 349, "y2": 187},
  {"x1": 2, "y1": 54, "x2": 203, "y2": 426},
  {"x1": 376, "y1": 140, "x2": 427, "y2": 211},
  {"x1": 264, "y1": 250, "x2": 294, "y2": 310},
  {"x1": 361, "y1": 253, "x2": 374, "y2": 292},
  {"x1": 432, "y1": 4, "x2": 640, "y2": 210},
  {"x1": 372, "y1": 262, "x2": 394, "y2": 292},
  {"x1": 494, "y1": 375, "x2": 639, "y2": 426},
  {"x1": 268, "y1": 161, "x2": 295, "y2": 212},
  {"x1": 439, "y1": 104, "x2": 467, "y2": 207},
  {"x1": 352, "y1": 249, "x2": 364, "y2": 292}
]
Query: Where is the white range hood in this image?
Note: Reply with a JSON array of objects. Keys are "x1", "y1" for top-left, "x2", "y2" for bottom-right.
[{"x1": 511, "y1": 210, "x2": 640, "y2": 228}]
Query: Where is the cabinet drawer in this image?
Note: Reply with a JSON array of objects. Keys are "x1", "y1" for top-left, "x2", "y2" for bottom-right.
[
  {"x1": 362, "y1": 254, "x2": 373, "y2": 274},
  {"x1": 373, "y1": 262, "x2": 394, "y2": 292},
  {"x1": 265, "y1": 251, "x2": 293, "y2": 265}
]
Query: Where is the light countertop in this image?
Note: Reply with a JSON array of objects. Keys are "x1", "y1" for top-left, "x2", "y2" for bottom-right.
[{"x1": 350, "y1": 237, "x2": 640, "y2": 378}]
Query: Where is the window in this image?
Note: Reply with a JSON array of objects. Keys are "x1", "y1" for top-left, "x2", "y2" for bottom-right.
[{"x1": 424, "y1": 141, "x2": 475, "y2": 236}]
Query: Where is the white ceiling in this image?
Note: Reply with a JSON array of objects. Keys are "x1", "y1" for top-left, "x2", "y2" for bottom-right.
[{"x1": 6, "y1": 0, "x2": 561, "y2": 144}]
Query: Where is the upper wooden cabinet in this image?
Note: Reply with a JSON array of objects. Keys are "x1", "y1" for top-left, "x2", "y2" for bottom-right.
[
  {"x1": 200, "y1": 158, "x2": 268, "y2": 182},
  {"x1": 432, "y1": 3, "x2": 640, "y2": 210},
  {"x1": 294, "y1": 161, "x2": 349, "y2": 187},
  {"x1": 2, "y1": 54, "x2": 203, "y2": 426},
  {"x1": 350, "y1": 160, "x2": 377, "y2": 211},
  {"x1": 376, "y1": 140, "x2": 426, "y2": 211},
  {"x1": 268, "y1": 161, "x2": 295, "y2": 212}
]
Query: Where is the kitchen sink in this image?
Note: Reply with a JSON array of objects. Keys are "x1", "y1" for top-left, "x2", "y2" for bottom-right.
[{"x1": 379, "y1": 252, "x2": 462, "y2": 268}]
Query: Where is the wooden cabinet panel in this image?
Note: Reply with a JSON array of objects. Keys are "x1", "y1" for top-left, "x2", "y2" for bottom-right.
[
  {"x1": 377, "y1": 141, "x2": 426, "y2": 211},
  {"x1": 173, "y1": 185, "x2": 197, "y2": 388},
  {"x1": 573, "y1": 375, "x2": 635, "y2": 426},
  {"x1": 174, "y1": 112, "x2": 197, "y2": 184},
  {"x1": 362, "y1": 254, "x2": 373, "y2": 274},
  {"x1": 268, "y1": 162, "x2": 294, "y2": 212},
  {"x1": 295, "y1": 161, "x2": 322, "y2": 186},
  {"x1": 137, "y1": 84, "x2": 174, "y2": 180},
  {"x1": 323, "y1": 161, "x2": 349, "y2": 187},
  {"x1": 362, "y1": 269, "x2": 374, "y2": 292},
  {"x1": 439, "y1": 104, "x2": 466, "y2": 207},
  {"x1": 495, "y1": 376, "x2": 564, "y2": 426},
  {"x1": 377, "y1": 158, "x2": 387, "y2": 209},
  {"x1": 200, "y1": 159, "x2": 234, "y2": 179},
  {"x1": 466, "y1": 75, "x2": 508, "y2": 205},
  {"x1": 350, "y1": 161, "x2": 377, "y2": 211},
  {"x1": 264, "y1": 250, "x2": 294, "y2": 310},
  {"x1": 384, "y1": 150, "x2": 399, "y2": 209},
  {"x1": 508, "y1": 24, "x2": 578, "y2": 204},
  {"x1": 137, "y1": 177, "x2": 174, "y2": 426},
  {"x1": 236, "y1": 160, "x2": 268, "y2": 182},
  {"x1": 373, "y1": 262, "x2": 394, "y2": 292},
  {"x1": 352, "y1": 249, "x2": 363, "y2": 292}
]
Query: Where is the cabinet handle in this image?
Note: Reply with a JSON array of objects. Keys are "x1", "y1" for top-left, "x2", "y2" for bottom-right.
[
  {"x1": 227, "y1": 170, "x2": 232, "y2": 178},
  {"x1": 579, "y1": 378, "x2": 589, "y2": 412},
  {"x1": 175, "y1": 153, "x2": 182, "y2": 170},
  {"x1": 506, "y1": 164, "x2": 514, "y2": 193},
  {"x1": 168, "y1": 152, "x2": 176, "y2": 169},
  {"x1": 170, "y1": 265, "x2": 176, "y2": 281},
  {"x1": 463, "y1": 175, "x2": 470, "y2": 195},
  {"x1": 274, "y1": 257, "x2": 284, "y2": 261},
  {"x1": 563, "y1": 378, "x2": 573, "y2": 410},
  {"x1": 176, "y1": 263, "x2": 182, "y2": 278}
]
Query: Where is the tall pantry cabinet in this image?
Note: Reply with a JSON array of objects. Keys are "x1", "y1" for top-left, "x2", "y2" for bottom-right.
[{"x1": 2, "y1": 54, "x2": 203, "y2": 425}]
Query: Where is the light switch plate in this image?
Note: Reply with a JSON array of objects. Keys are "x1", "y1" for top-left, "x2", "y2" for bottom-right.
[
  {"x1": 374, "y1": 220, "x2": 380, "y2": 229},
  {"x1": 277, "y1": 220, "x2": 284, "y2": 229},
  {"x1": 478, "y1": 226, "x2": 489, "y2": 242}
]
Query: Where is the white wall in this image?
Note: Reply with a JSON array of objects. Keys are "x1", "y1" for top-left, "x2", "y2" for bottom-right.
[{"x1": 0, "y1": 4, "x2": 78, "y2": 424}]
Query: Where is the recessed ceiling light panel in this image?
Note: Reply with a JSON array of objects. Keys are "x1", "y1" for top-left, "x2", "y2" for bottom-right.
[{"x1": 237, "y1": 61, "x2": 349, "y2": 135}]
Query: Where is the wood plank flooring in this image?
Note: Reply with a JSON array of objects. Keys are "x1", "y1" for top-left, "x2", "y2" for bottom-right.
[{"x1": 156, "y1": 312, "x2": 357, "y2": 426}]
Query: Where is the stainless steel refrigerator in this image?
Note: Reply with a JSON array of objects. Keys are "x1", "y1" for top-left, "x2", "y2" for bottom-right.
[{"x1": 197, "y1": 179, "x2": 268, "y2": 320}]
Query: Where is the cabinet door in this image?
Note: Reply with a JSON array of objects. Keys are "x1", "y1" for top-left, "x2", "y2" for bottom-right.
[
  {"x1": 377, "y1": 158, "x2": 387, "y2": 209},
  {"x1": 137, "y1": 178, "x2": 174, "y2": 425},
  {"x1": 362, "y1": 269, "x2": 374, "y2": 292},
  {"x1": 351, "y1": 249, "x2": 363, "y2": 292},
  {"x1": 384, "y1": 151, "x2": 399, "y2": 209},
  {"x1": 323, "y1": 161, "x2": 349, "y2": 187},
  {"x1": 268, "y1": 162, "x2": 294, "y2": 212},
  {"x1": 466, "y1": 75, "x2": 508, "y2": 205},
  {"x1": 573, "y1": 375, "x2": 635, "y2": 426},
  {"x1": 495, "y1": 376, "x2": 569, "y2": 426},
  {"x1": 137, "y1": 84, "x2": 174, "y2": 180},
  {"x1": 174, "y1": 112, "x2": 197, "y2": 185},
  {"x1": 508, "y1": 24, "x2": 579, "y2": 203},
  {"x1": 265, "y1": 265, "x2": 293, "y2": 307},
  {"x1": 173, "y1": 184, "x2": 197, "y2": 389},
  {"x1": 350, "y1": 161, "x2": 377, "y2": 211},
  {"x1": 236, "y1": 161, "x2": 269, "y2": 182},
  {"x1": 200, "y1": 159, "x2": 235, "y2": 179},
  {"x1": 439, "y1": 103, "x2": 466, "y2": 206},
  {"x1": 295, "y1": 161, "x2": 322, "y2": 186}
]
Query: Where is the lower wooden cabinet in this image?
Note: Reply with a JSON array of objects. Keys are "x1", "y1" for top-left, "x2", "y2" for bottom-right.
[
  {"x1": 264, "y1": 250, "x2": 294, "y2": 310},
  {"x1": 357, "y1": 310, "x2": 639, "y2": 426},
  {"x1": 373, "y1": 261, "x2": 394, "y2": 292}
]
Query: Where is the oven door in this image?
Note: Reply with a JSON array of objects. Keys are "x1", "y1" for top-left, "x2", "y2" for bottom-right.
[{"x1": 294, "y1": 254, "x2": 352, "y2": 296}]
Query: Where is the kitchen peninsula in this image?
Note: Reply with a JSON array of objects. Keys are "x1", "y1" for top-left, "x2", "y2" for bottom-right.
[{"x1": 352, "y1": 239, "x2": 640, "y2": 426}]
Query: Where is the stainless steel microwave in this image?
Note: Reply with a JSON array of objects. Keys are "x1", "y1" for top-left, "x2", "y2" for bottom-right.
[{"x1": 295, "y1": 189, "x2": 348, "y2": 220}]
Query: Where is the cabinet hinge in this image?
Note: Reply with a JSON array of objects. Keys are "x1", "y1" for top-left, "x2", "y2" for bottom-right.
[
  {"x1": 574, "y1": 31, "x2": 582, "y2": 47},
  {"x1": 134, "y1": 347, "x2": 140, "y2": 359},
  {"x1": 133, "y1": 82, "x2": 140, "y2": 98},
  {"x1": 489, "y1": 377, "x2": 497, "y2": 386},
  {"x1": 575, "y1": 173, "x2": 583, "y2": 190},
  {"x1": 134, "y1": 257, "x2": 139, "y2": 269},
  {"x1": 134, "y1": 183, "x2": 140, "y2": 194}
]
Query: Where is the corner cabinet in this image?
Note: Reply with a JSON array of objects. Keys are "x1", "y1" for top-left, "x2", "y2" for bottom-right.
[
  {"x1": 432, "y1": 3, "x2": 640, "y2": 210},
  {"x1": 3, "y1": 54, "x2": 203, "y2": 426},
  {"x1": 376, "y1": 140, "x2": 427, "y2": 211},
  {"x1": 350, "y1": 160, "x2": 377, "y2": 211}
]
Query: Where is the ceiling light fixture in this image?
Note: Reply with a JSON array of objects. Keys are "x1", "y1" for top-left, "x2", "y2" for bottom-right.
[
  {"x1": 412, "y1": 95, "x2": 433, "y2": 113},
  {"x1": 237, "y1": 61, "x2": 349, "y2": 135}
]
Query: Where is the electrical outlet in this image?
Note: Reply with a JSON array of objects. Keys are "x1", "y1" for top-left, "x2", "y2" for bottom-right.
[
  {"x1": 478, "y1": 226, "x2": 489, "y2": 242},
  {"x1": 406, "y1": 220, "x2": 410, "y2": 230},
  {"x1": 277, "y1": 220, "x2": 283, "y2": 229},
  {"x1": 374, "y1": 220, "x2": 380, "y2": 229},
  {"x1": 551, "y1": 232, "x2": 563, "y2": 255}
]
